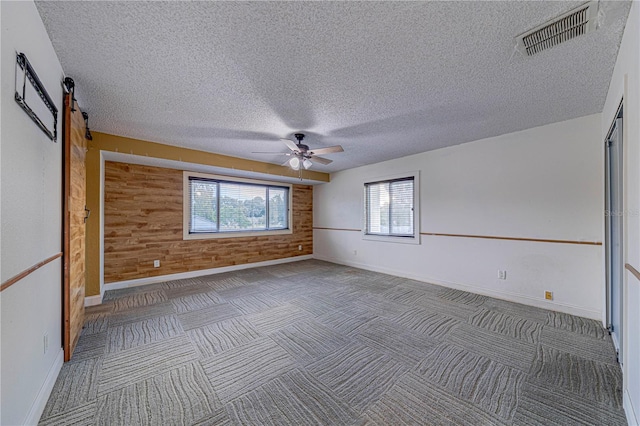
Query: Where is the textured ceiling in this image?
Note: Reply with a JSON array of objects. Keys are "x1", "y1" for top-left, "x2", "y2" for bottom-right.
[{"x1": 36, "y1": 1, "x2": 630, "y2": 173}]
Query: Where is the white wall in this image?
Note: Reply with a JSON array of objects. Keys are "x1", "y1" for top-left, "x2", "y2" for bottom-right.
[
  {"x1": 602, "y1": 2, "x2": 640, "y2": 424},
  {"x1": 315, "y1": 114, "x2": 603, "y2": 319},
  {"x1": 1, "y1": 2, "x2": 65, "y2": 424}
]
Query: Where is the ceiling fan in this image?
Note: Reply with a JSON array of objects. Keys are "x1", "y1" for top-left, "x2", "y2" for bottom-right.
[{"x1": 253, "y1": 133, "x2": 344, "y2": 171}]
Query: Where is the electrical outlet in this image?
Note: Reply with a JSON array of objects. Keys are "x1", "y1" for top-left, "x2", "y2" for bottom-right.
[
  {"x1": 353, "y1": 250, "x2": 357, "y2": 256},
  {"x1": 498, "y1": 270, "x2": 507, "y2": 280},
  {"x1": 298, "y1": 245, "x2": 302, "y2": 251},
  {"x1": 43, "y1": 333, "x2": 49, "y2": 354},
  {"x1": 153, "y1": 260, "x2": 160, "y2": 268},
  {"x1": 545, "y1": 291, "x2": 553, "y2": 300}
]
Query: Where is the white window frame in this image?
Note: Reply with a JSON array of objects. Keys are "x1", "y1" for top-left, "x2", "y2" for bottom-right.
[
  {"x1": 183, "y1": 171, "x2": 293, "y2": 240},
  {"x1": 363, "y1": 171, "x2": 420, "y2": 245}
]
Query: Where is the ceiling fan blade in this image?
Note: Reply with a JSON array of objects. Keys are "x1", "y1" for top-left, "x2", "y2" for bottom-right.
[
  {"x1": 280, "y1": 138, "x2": 299, "y2": 151},
  {"x1": 309, "y1": 145, "x2": 344, "y2": 156},
  {"x1": 310, "y1": 156, "x2": 333, "y2": 165}
]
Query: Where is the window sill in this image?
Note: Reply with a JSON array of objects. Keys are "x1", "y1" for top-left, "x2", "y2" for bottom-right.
[
  {"x1": 184, "y1": 229, "x2": 292, "y2": 241},
  {"x1": 362, "y1": 233, "x2": 421, "y2": 245}
]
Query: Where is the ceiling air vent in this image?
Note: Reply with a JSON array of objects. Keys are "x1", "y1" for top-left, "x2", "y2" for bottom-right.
[{"x1": 516, "y1": 1, "x2": 599, "y2": 56}]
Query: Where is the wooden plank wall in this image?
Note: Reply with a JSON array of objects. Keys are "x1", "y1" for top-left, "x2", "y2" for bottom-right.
[{"x1": 104, "y1": 162, "x2": 313, "y2": 283}]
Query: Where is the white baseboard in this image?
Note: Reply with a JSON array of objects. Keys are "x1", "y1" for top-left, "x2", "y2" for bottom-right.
[
  {"x1": 85, "y1": 283, "x2": 105, "y2": 307},
  {"x1": 625, "y1": 388, "x2": 639, "y2": 426},
  {"x1": 24, "y1": 348, "x2": 63, "y2": 426},
  {"x1": 105, "y1": 255, "x2": 314, "y2": 292},
  {"x1": 84, "y1": 294, "x2": 103, "y2": 307},
  {"x1": 313, "y1": 254, "x2": 601, "y2": 320}
]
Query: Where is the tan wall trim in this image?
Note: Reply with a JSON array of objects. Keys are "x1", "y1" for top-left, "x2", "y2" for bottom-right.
[
  {"x1": 90, "y1": 132, "x2": 330, "y2": 183},
  {"x1": 313, "y1": 227, "x2": 362, "y2": 232},
  {"x1": 626, "y1": 263, "x2": 640, "y2": 282},
  {"x1": 312, "y1": 227, "x2": 601, "y2": 246},
  {"x1": 421, "y1": 232, "x2": 602, "y2": 246},
  {"x1": 0, "y1": 253, "x2": 63, "y2": 292}
]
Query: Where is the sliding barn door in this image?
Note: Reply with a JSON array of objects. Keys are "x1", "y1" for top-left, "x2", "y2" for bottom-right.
[{"x1": 63, "y1": 93, "x2": 87, "y2": 361}]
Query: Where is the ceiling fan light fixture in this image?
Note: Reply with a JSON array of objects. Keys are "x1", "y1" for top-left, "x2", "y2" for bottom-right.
[
  {"x1": 289, "y1": 157, "x2": 301, "y2": 170},
  {"x1": 254, "y1": 132, "x2": 343, "y2": 170}
]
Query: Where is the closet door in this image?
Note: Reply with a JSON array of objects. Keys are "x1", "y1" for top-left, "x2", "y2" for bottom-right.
[
  {"x1": 605, "y1": 111, "x2": 623, "y2": 363},
  {"x1": 63, "y1": 93, "x2": 87, "y2": 361}
]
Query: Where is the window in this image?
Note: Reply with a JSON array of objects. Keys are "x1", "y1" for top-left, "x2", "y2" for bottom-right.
[
  {"x1": 184, "y1": 172, "x2": 291, "y2": 239},
  {"x1": 364, "y1": 172, "x2": 419, "y2": 243}
]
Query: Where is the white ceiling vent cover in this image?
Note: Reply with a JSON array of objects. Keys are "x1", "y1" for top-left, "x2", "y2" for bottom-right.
[{"x1": 516, "y1": 1, "x2": 599, "y2": 56}]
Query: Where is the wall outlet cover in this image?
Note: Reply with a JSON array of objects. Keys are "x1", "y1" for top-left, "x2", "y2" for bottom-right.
[
  {"x1": 153, "y1": 260, "x2": 160, "y2": 268},
  {"x1": 545, "y1": 291, "x2": 553, "y2": 300}
]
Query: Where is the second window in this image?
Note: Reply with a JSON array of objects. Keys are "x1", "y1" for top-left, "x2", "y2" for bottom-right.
[{"x1": 365, "y1": 176, "x2": 415, "y2": 238}]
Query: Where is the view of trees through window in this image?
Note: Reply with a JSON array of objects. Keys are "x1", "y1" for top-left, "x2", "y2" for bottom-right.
[{"x1": 189, "y1": 178, "x2": 288, "y2": 233}]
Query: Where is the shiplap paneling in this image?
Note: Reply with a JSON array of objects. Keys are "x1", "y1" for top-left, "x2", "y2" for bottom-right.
[{"x1": 103, "y1": 162, "x2": 312, "y2": 283}]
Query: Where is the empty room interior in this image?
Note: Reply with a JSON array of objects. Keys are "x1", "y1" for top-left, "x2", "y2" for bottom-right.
[{"x1": 2, "y1": 1, "x2": 640, "y2": 425}]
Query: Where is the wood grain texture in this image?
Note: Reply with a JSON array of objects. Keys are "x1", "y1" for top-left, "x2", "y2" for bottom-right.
[
  {"x1": 313, "y1": 228, "x2": 599, "y2": 246},
  {"x1": 64, "y1": 94, "x2": 87, "y2": 361},
  {"x1": 626, "y1": 264, "x2": 640, "y2": 282},
  {"x1": 0, "y1": 253, "x2": 63, "y2": 292},
  {"x1": 103, "y1": 162, "x2": 313, "y2": 283},
  {"x1": 420, "y1": 232, "x2": 602, "y2": 246}
]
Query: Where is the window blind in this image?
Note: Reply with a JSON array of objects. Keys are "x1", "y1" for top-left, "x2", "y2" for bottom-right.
[{"x1": 365, "y1": 177, "x2": 414, "y2": 237}]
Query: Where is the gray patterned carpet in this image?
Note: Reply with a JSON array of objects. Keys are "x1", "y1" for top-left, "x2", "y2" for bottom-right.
[{"x1": 39, "y1": 260, "x2": 626, "y2": 425}]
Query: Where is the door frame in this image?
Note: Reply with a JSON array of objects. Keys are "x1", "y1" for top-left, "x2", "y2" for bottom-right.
[{"x1": 604, "y1": 99, "x2": 624, "y2": 364}]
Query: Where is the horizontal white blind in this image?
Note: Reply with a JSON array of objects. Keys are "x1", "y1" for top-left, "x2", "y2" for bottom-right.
[
  {"x1": 190, "y1": 179, "x2": 217, "y2": 232},
  {"x1": 189, "y1": 177, "x2": 288, "y2": 233},
  {"x1": 219, "y1": 182, "x2": 267, "y2": 231},
  {"x1": 366, "y1": 177, "x2": 414, "y2": 237},
  {"x1": 268, "y1": 187, "x2": 287, "y2": 230}
]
